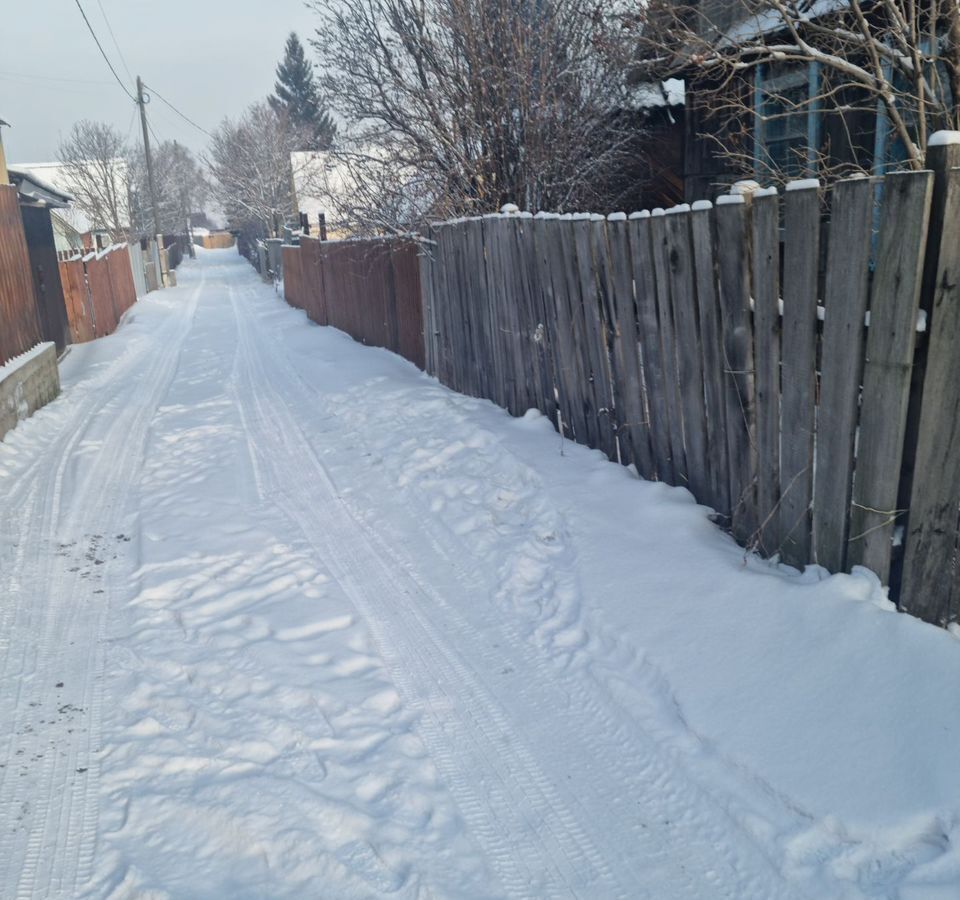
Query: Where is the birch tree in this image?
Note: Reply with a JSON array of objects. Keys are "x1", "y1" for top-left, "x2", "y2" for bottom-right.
[{"x1": 206, "y1": 102, "x2": 312, "y2": 239}]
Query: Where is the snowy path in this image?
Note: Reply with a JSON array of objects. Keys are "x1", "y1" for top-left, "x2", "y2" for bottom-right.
[{"x1": 1, "y1": 249, "x2": 959, "y2": 899}]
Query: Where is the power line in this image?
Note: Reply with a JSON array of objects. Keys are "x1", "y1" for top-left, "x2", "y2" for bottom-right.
[
  {"x1": 95, "y1": 0, "x2": 135, "y2": 84},
  {"x1": 0, "y1": 69, "x2": 115, "y2": 87},
  {"x1": 72, "y1": 0, "x2": 136, "y2": 101},
  {"x1": 143, "y1": 83, "x2": 213, "y2": 138}
]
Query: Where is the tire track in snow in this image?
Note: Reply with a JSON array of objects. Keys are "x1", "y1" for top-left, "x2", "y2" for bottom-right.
[
  {"x1": 228, "y1": 278, "x2": 623, "y2": 899},
  {"x1": 0, "y1": 275, "x2": 202, "y2": 898},
  {"x1": 235, "y1": 279, "x2": 813, "y2": 898}
]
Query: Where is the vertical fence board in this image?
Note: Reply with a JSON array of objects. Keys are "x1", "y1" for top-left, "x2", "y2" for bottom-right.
[
  {"x1": 572, "y1": 219, "x2": 616, "y2": 457},
  {"x1": 848, "y1": 171, "x2": 932, "y2": 580},
  {"x1": 419, "y1": 230, "x2": 438, "y2": 376},
  {"x1": 779, "y1": 184, "x2": 821, "y2": 569},
  {"x1": 690, "y1": 205, "x2": 729, "y2": 515},
  {"x1": 812, "y1": 177, "x2": 874, "y2": 572},
  {"x1": 715, "y1": 198, "x2": 757, "y2": 545},
  {"x1": 665, "y1": 211, "x2": 709, "y2": 500},
  {"x1": 650, "y1": 212, "x2": 688, "y2": 484},
  {"x1": 588, "y1": 218, "x2": 622, "y2": 459},
  {"x1": 547, "y1": 220, "x2": 587, "y2": 441},
  {"x1": 606, "y1": 218, "x2": 654, "y2": 477},
  {"x1": 628, "y1": 215, "x2": 673, "y2": 483},
  {"x1": 752, "y1": 192, "x2": 782, "y2": 554},
  {"x1": 527, "y1": 218, "x2": 561, "y2": 425},
  {"x1": 513, "y1": 217, "x2": 546, "y2": 414},
  {"x1": 900, "y1": 167, "x2": 960, "y2": 625}
]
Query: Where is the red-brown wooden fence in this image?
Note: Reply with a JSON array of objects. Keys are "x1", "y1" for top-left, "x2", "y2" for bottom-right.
[
  {"x1": 0, "y1": 184, "x2": 42, "y2": 366},
  {"x1": 283, "y1": 237, "x2": 424, "y2": 369}
]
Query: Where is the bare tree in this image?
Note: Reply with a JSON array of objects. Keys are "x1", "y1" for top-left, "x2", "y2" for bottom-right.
[
  {"x1": 205, "y1": 102, "x2": 314, "y2": 239},
  {"x1": 129, "y1": 140, "x2": 208, "y2": 237},
  {"x1": 57, "y1": 120, "x2": 131, "y2": 240},
  {"x1": 309, "y1": 0, "x2": 640, "y2": 230},
  {"x1": 634, "y1": 0, "x2": 960, "y2": 183}
]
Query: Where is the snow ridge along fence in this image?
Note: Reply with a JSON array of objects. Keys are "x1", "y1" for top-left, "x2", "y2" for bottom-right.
[
  {"x1": 421, "y1": 144, "x2": 960, "y2": 628},
  {"x1": 282, "y1": 237, "x2": 424, "y2": 369},
  {"x1": 59, "y1": 245, "x2": 138, "y2": 344},
  {"x1": 0, "y1": 184, "x2": 42, "y2": 366}
]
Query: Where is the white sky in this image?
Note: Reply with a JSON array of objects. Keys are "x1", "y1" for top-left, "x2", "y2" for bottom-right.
[{"x1": 2, "y1": 0, "x2": 320, "y2": 164}]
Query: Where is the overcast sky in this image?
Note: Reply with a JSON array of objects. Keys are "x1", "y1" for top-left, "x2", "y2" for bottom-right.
[{"x1": 2, "y1": 0, "x2": 320, "y2": 164}]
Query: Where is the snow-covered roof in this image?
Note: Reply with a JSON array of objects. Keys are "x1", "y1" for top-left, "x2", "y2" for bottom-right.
[
  {"x1": 7, "y1": 166, "x2": 73, "y2": 209},
  {"x1": 10, "y1": 159, "x2": 129, "y2": 233}
]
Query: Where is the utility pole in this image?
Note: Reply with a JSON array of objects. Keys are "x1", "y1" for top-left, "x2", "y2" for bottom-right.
[{"x1": 136, "y1": 76, "x2": 161, "y2": 240}]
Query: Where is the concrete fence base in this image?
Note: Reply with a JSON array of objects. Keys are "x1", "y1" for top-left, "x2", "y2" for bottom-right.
[{"x1": 0, "y1": 343, "x2": 60, "y2": 442}]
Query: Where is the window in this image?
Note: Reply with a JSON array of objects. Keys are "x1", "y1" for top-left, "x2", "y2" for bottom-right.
[{"x1": 754, "y1": 63, "x2": 820, "y2": 178}]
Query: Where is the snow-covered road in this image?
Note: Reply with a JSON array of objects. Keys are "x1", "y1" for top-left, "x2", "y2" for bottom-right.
[{"x1": 1, "y1": 249, "x2": 959, "y2": 899}]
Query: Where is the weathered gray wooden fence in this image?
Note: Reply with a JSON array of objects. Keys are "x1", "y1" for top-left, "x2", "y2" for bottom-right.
[{"x1": 421, "y1": 140, "x2": 960, "y2": 628}]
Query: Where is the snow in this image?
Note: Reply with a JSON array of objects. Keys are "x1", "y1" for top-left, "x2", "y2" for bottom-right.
[
  {"x1": 1, "y1": 249, "x2": 959, "y2": 898},
  {"x1": 692, "y1": 200, "x2": 713, "y2": 211},
  {"x1": 716, "y1": 194, "x2": 746, "y2": 206},
  {"x1": 633, "y1": 78, "x2": 686, "y2": 110},
  {"x1": 0, "y1": 341, "x2": 55, "y2": 379},
  {"x1": 928, "y1": 131, "x2": 960, "y2": 147},
  {"x1": 787, "y1": 178, "x2": 822, "y2": 192},
  {"x1": 607, "y1": 212, "x2": 627, "y2": 222}
]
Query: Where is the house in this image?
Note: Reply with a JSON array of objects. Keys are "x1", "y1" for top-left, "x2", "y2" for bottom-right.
[
  {"x1": 7, "y1": 166, "x2": 72, "y2": 352},
  {"x1": 12, "y1": 159, "x2": 130, "y2": 247},
  {"x1": 640, "y1": 0, "x2": 933, "y2": 201},
  {"x1": 290, "y1": 151, "x2": 358, "y2": 238}
]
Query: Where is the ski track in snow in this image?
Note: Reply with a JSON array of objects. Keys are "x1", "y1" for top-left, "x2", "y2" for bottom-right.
[{"x1": 0, "y1": 248, "x2": 957, "y2": 899}]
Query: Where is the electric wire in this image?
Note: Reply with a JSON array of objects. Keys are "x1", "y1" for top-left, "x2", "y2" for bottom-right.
[
  {"x1": 95, "y1": 0, "x2": 135, "y2": 83},
  {"x1": 72, "y1": 0, "x2": 136, "y2": 101},
  {"x1": 143, "y1": 83, "x2": 213, "y2": 138}
]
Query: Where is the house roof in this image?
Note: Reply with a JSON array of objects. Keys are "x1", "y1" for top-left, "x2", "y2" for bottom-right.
[
  {"x1": 7, "y1": 165, "x2": 72, "y2": 209},
  {"x1": 10, "y1": 160, "x2": 130, "y2": 233}
]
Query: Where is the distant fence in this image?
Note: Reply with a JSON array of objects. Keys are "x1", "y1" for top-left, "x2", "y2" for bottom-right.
[
  {"x1": 58, "y1": 245, "x2": 138, "y2": 344},
  {"x1": 193, "y1": 232, "x2": 235, "y2": 250},
  {"x1": 283, "y1": 236, "x2": 424, "y2": 368},
  {"x1": 0, "y1": 184, "x2": 42, "y2": 366}
]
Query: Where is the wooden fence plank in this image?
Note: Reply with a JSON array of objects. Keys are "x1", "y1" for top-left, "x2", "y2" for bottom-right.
[
  {"x1": 572, "y1": 217, "x2": 614, "y2": 455},
  {"x1": 588, "y1": 218, "x2": 621, "y2": 459},
  {"x1": 419, "y1": 231, "x2": 437, "y2": 376},
  {"x1": 690, "y1": 204, "x2": 729, "y2": 515},
  {"x1": 513, "y1": 216, "x2": 547, "y2": 414},
  {"x1": 523, "y1": 217, "x2": 558, "y2": 423},
  {"x1": 665, "y1": 210, "x2": 709, "y2": 500},
  {"x1": 549, "y1": 219, "x2": 590, "y2": 442},
  {"x1": 714, "y1": 197, "x2": 757, "y2": 544},
  {"x1": 899, "y1": 166, "x2": 960, "y2": 625},
  {"x1": 606, "y1": 217, "x2": 654, "y2": 477},
  {"x1": 812, "y1": 176, "x2": 875, "y2": 572},
  {"x1": 628, "y1": 214, "x2": 673, "y2": 483},
  {"x1": 649, "y1": 212, "x2": 687, "y2": 484},
  {"x1": 848, "y1": 171, "x2": 932, "y2": 580},
  {"x1": 779, "y1": 183, "x2": 821, "y2": 569},
  {"x1": 751, "y1": 191, "x2": 782, "y2": 555},
  {"x1": 531, "y1": 217, "x2": 573, "y2": 438}
]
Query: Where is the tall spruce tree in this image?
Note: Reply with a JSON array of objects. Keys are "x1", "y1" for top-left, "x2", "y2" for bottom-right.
[{"x1": 268, "y1": 32, "x2": 336, "y2": 150}]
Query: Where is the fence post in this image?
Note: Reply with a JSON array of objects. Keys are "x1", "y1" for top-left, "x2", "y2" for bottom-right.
[
  {"x1": 899, "y1": 134, "x2": 960, "y2": 624},
  {"x1": 847, "y1": 171, "x2": 932, "y2": 582}
]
